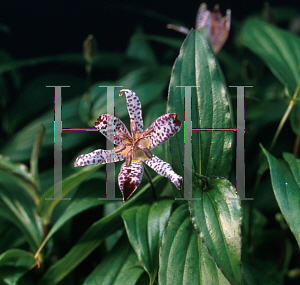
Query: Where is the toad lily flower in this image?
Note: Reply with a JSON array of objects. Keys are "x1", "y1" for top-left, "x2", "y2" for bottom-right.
[
  {"x1": 167, "y1": 3, "x2": 231, "y2": 54},
  {"x1": 74, "y1": 89, "x2": 183, "y2": 201}
]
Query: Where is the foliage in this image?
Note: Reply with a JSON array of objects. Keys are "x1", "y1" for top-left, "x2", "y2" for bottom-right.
[{"x1": 0, "y1": 3, "x2": 300, "y2": 285}]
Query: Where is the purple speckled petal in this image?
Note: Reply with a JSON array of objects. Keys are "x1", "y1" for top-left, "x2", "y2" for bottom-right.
[
  {"x1": 144, "y1": 155, "x2": 183, "y2": 190},
  {"x1": 146, "y1": 113, "x2": 181, "y2": 150},
  {"x1": 74, "y1": 149, "x2": 125, "y2": 167},
  {"x1": 195, "y1": 3, "x2": 211, "y2": 31},
  {"x1": 119, "y1": 89, "x2": 144, "y2": 135},
  {"x1": 118, "y1": 160, "x2": 143, "y2": 201},
  {"x1": 209, "y1": 5, "x2": 231, "y2": 54},
  {"x1": 225, "y1": 9, "x2": 231, "y2": 31},
  {"x1": 94, "y1": 114, "x2": 130, "y2": 145},
  {"x1": 166, "y1": 24, "x2": 190, "y2": 35}
]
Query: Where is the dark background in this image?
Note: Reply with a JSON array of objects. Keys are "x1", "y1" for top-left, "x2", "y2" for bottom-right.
[{"x1": 0, "y1": 0, "x2": 298, "y2": 59}]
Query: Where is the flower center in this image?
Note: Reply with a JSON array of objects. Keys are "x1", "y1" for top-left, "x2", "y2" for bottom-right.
[{"x1": 115, "y1": 127, "x2": 153, "y2": 167}]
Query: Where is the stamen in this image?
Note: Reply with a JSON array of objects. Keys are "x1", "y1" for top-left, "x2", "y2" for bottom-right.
[
  {"x1": 126, "y1": 149, "x2": 133, "y2": 167},
  {"x1": 131, "y1": 120, "x2": 137, "y2": 137},
  {"x1": 138, "y1": 144, "x2": 153, "y2": 158},
  {"x1": 114, "y1": 144, "x2": 126, "y2": 153},
  {"x1": 139, "y1": 127, "x2": 154, "y2": 139},
  {"x1": 116, "y1": 129, "x2": 131, "y2": 141}
]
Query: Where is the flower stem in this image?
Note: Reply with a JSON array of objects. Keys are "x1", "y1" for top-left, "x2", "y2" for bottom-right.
[
  {"x1": 144, "y1": 166, "x2": 157, "y2": 200},
  {"x1": 270, "y1": 80, "x2": 300, "y2": 151},
  {"x1": 293, "y1": 134, "x2": 300, "y2": 157}
]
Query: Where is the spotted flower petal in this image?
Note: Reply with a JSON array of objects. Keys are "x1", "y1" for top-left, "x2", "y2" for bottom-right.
[
  {"x1": 195, "y1": 3, "x2": 231, "y2": 54},
  {"x1": 118, "y1": 160, "x2": 144, "y2": 201},
  {"x1": 119, "y1": 89, "x2": 143, "y2": 135},
  {"x1": 166, "y1": 24, "x2": 190, "y2": 35},
  {"x1": 75, "y1": 89, "x2": 182, "y2": 201},
  {"x1": 195, "y1": 3, "x2": 212, "y2": 31},
  {"x1": 144, "y1": 155, "x2": 183, "y2": 190},
  {"x1": 74, "y1": 149, "x2": 125, "y2": 167},
  {"x1": 94, "y1": 114, "x2": 130, "y2": 145},
  {"x1": 168, "y1": 3, "x2": 231, "y2": 54},
  {"x1": 145, "y1": 113, "x2": 182, "y2": 150},
  {"x1": 209, "y1": 5, "x2": 231, "y2": 54}
]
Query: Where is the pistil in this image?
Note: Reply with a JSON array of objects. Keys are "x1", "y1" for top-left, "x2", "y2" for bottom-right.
[{"x1": 114, "y1": 126, "x2": 155, "y2": 167}]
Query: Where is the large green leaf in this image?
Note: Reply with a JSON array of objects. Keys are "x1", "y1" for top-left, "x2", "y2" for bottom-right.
[
  {"x1": 37, "y1": 175, "x2": 108, "y2": 253},
  {"x1": 122, "y1": 200, "x2": 174, "y2": 284},
  {"x1": 103, "y1": 202, "x2": 125, "y2": 251},
  {"x1": 83, "y1": 234, "x2": 144, "y2": 285},
  {"x1": 38, "y1": 175, "x2": 162, "y2": 285},
  {"x1": 0, "y1": 249, "x2": 36, "y2": 285},
  {"x1": 37, "y1": 164, "x2": 102, "y2": 223},
  {"x1": 283, "y1": 152, "x2": 300, "y2": 186},
  {"x1": 189, "y1": 177, "x2": 242, "y2": 285},
  {"x1": 240, "y1": 20, "x2": 300, "y2": 91},
  {"x1": 159, "y1": 204, "x2": 230, "y2": 285},
  {"x1": 0, "y1": 155, "x2": 39, "y2": 204},
  {"x1": 167, "y1": 29, "x2": 233, "y2": 182},
  {"x1": 0, "y1": 183, "x2": 42, "y2": 252},
  {"x1": 261, "y1": 146, "x2": 300, "y2": 249}
]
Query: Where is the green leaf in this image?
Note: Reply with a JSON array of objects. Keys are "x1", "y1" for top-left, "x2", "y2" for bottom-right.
[
  {"x1": 38, "y1": 176, "x2": 162, "y2": 285},
  {"x1": 261, "y1": 146, "x2": 300, "y2": 249},
  {"x1": 0, "y1": 249, "x2": 36, "y2": 285},
  {"x1": 104, "y1": 202, "x2": 125, "y2": 251},
  {"x1": 0, "y1": 218, "x2": 27, "y2": 253},
  {"x1": 1, "y1": 97, "x2": 93, "y2": 161},
  {"x1": 83, "y1": 234, "x2": 144, "y2": 285},
  {"x1": 37, "y1": 176, "x2": 109, "y2": 252},
  {"x1": 283, "y1": 152, "x2": 300, "y2": 186},
  {"x1": 30, "y1": 124, "x2": 46, "y2": 188},
  {"x1": 167, "y1": 29, "x2": 233, "y2": 181},
  {"x1": 0, "y1": 186, "x2": 41, "y2": 251},
  {"x1": 36, "y1": 164, "x2": 102, "y2": 223},
  {"x1": 122, "y1": 200, "x2": 174, "y2": 284},
  {"x1": 189, "y1": 177, "x2": 242, "y2": 285},
  {"x1": 159, "y1": 204, "x2": 230, "y2": 285},
  {"x1": 0, "y1": 155, "x2": 39, "y2": 205},
  {"x1": 4, "y1": 73, "x2": 86, "y2": 134},
  {"x1": 0, "y1": 178, "x2": 42, "y2": 252},
  {"x1": 240, "y1": 20, "x2": 300, "y2": 91},
  {"x1": 126, "y1": 27, "x2": 157, "y2": 64}
]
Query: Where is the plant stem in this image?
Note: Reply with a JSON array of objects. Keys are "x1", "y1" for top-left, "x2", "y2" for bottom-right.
[
  {"x1": 144, "y1": 166, "x2": 157, "y2": 200},
  {"x1": 293, "y1": 134, "x2": 300, "y2": 157},
  {"x1": 270, "y1": 81, "x2": 300, "y2": 151}
]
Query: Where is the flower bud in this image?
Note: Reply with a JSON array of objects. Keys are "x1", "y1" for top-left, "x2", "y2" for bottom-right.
[{"x1": 83, "y1": 34, "x2": 98, "y2": 63}]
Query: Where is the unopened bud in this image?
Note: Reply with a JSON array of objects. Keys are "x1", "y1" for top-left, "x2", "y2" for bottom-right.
[{"x1": 83, "y1": 34, "x2": 98, "y2": 63}]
